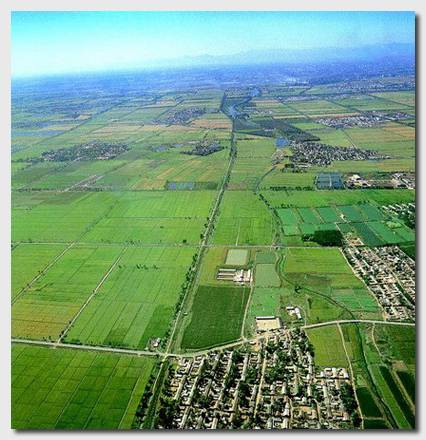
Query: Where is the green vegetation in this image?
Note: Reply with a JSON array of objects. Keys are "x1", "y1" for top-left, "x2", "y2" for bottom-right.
[
  {"x1": 11, "y1": 76, "x2": 415, "y2": 430},
  {"x1": 12, "y1": 245, "x2": 124, "y2": 340},
  {"x1": 255, "y1": 264, "x2": 280, "y2": 287},
  {"x1": 12, "y1": 243, "x2": 67, "y2": 301},
  {"x1": 306, "y1": 325, "x2": 348, "y2": 367},
  {"x1": 64, "y1": 247, "x2": 196, "y2": 349},
  {"x1": 181, "y1": 285, "x2": 249, "y2": 350},
  {"x1": 225, "y1": 248, "x2": 249, "y2": 265},
  {"x1": 213, "y1": 191, "x2": 274, "y2": 245},
  {"x1": 309, "y1": 229, "x2": 344, "y2": 246},
  {"x1": 12, "y1": 343, "x2": 156, "y2": 429}
]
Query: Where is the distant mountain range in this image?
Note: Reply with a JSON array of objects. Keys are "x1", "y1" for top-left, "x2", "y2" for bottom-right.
[{"x1": 151, "y1": 43, "x2": 415, "y2": 68}]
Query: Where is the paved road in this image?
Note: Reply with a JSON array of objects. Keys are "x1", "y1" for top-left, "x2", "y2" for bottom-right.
[
  {"x1": 302, "y1": 319, "x2": 415, "y2": 330},
  {"x1": 11, "y1": 319, "x2": 414, "y2": 359},
  {"x1": 11, "y1": 338, "x2": 160, "y2": 357},
  {"x1": 164, "y1": 134, "x2": 237, "y2": 354}
]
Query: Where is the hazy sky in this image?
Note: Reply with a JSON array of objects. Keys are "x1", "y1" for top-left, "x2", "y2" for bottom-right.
[{"x1": 11, "y1": 11, "x2": 415, "y2": 77}]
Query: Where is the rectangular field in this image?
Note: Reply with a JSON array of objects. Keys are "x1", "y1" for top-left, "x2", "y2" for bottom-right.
[
  {"x1": 306, "y1": 325, "x2": 348, "y2": 367},
  {"x1": 12, "y1": 245, "x2": 123, "y2": 340},
  {"x1": 12, "y1": 344, "x2": 155, "y2": 429},
  {"x1": 225, "y1": 248, "x2": 249, "y2": 265},
  {"x1": 181, "y1": 285, "x2": 249, "y2": 350},
  {"x1": 12, "y1": 243, "x2": 67, "y2": 301},
  {"x1": 64, "y1": 246, "x2": 196, "y2": 349},
  {"x1": 213, "y1": 191, "x2": 274, "y2": 245}
]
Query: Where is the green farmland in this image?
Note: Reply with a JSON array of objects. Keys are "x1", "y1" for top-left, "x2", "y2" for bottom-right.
[
  {"x1": 181, "y1": 285, "x2": 249, "y2": 350},
  {"x1": 11, "y1": 65, "x2": 415, "y2": 430},
  {"x1": 12, "y1": 344, "x2": 155, "y2": 429}
]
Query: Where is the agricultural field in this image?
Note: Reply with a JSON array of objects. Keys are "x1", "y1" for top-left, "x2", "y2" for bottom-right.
[
  {"x1": 306, "y1": 325, "x2": 349, "y2": 367},
  {"x1": 180, "y1": 285, "x2": 249, "y2": 350},
  {"x1": 338, "y1": 323, "x2": 415, "y2": 430},
  {"x1": 12, "y1": 344, "x2": 156, "y2": 429},
  {"x1": 282, "y1": 248, "x2": 382, "y2": 320},
  {"x1": 12, "y1": 245, "x2": 124, "y2": 340},
  {"x1": 11, "y1": 243, "x2": 67, "y2": 301},
  {"x1": 11, "y1": 69, "x2": 415, "y2": 430},
  {"x1": 277, "y1": 203, "x2": 413, "y2": 245},
  {"x1": 212, "y1": 191, "x2": 274, "y2": 245},
  {"x1": 64, "y1": 246, "x2": 197, "y2": 349}
]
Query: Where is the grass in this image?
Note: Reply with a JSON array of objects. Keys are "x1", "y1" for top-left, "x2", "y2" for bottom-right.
[
  {"x1": 261, "y1": 170, "x2": 316, "y2": 189},
  {"x1": 229, "y1": 157, "x2": 272, "y2": 190},
  {"x1": 255, "y1": 250, "x2": 276, "y2": 264},
  {"x1": 12, "y1": 191, "x2": 119, "y2": 243},
  {"x1": 11, "y1": 243, "x2": 67, "y2": 301},
  {"x1": 277, "y1": 208, "x2": 300, "y2": 225},
  {"x1": 181, "y1": 285, "x2": 249, "y2": 350},
  {"x1": 316, "y1": 206, "x2": 342, "y2": 223},
  {"x1": 255, "y1": 264, "x2": 280, "y2": 287},
  {"x1": 399, "y1": 242, "x2": 415, "y2": 259},
  {"x1": 213, "y1": 191, "x2": 274, "y2": 245},
  {"x1": 356, "y1": 387, "x2": 382, "y2": 418},
  {"x1": 306, "y1": 325, "x2": 348, "y2": 367},
  {"x1": 225, "y1": 248, "x2": 249, "y2": 265},
  {"x1": 64, "y1": 247, "x2": 196, "y2": 349},
  {"x1": 198, "y1": 247, "x2": 229, "y2": 286},
  {"x1": 81, "y1": 190, "x2": 215, "y2": 245},
  {"x1": 12, "y1": 343, "x2": 156, "y2": 429},
  {"x1": 297, "y1": 207, "x2": 322, "y2": 224},
  {"x1": 283, "y1": 248, "x2": 352, "y2": 274},
  {"x1": 12, "y1": 245, "x2": 124, "y2": 340}
]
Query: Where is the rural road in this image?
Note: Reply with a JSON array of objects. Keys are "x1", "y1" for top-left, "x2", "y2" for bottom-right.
[{"x1": 11, "y1": 318, "x2": 414, "y2": 359}]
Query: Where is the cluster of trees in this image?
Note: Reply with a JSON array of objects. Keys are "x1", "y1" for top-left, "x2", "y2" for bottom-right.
[
  {"x1": 303, "y1": 229, "x2": 344, "y2": 247},
  {"x1": 340, "y1": 382, "x2": 362, "y2": 428},
  {"x1": 182, "y1": 142, "x2": 224, "y2": 156}
]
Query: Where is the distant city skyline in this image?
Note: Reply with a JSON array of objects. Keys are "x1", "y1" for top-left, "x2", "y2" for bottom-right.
[{"x1": 11, "y1": 11, "x2": 415, "y2": 77}]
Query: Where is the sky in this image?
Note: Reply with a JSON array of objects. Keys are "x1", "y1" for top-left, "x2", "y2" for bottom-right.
[{"x1": 11, "y1": 11, "x2": 415, "y2": 77}]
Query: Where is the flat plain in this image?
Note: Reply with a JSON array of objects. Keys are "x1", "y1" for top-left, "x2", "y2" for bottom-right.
[{"x1": 11, "y1": 71, "x2": 415, "y2": 429}]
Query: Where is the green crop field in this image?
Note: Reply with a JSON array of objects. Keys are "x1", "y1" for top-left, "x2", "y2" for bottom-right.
[
  {"x1": 12, "y1": 343, "x2": 155, "y2": 429},
  {"x1": 283, "y1": 248, "x2": 352, "y2": 274},
  {"x1": 64, "y1": 246, "x2": 196, "y2": 349},
  {"x1": 255, "y1": 263, "x2": 281, "y2": 287},
  {"x1": 12, "y1": 245, "x2": 124, "y2": 340},
  {"x1": 12, "y1": 243, "x2": 67, "y2": 301},
  {"x1": 306, "y1": 325, "x2": 348, "y2": 367},
  {"x1": 277, "y1": 207, "x2": 300, "y2": 225},
  {"x1": 225, "y1": 248, "x2": 249, "y2": 265},
  {"x1": 262, "y1": 189, "x2": 415, "y2": 208},
  {"x1": 12, "y1": 191, "x2": 120, "y2": 243},
  {"x1": 11, "y1": 61, "x2": 415, "y2": 430},
  {"x1": 181, "y1": 285, "x2": 249, "y2": 349},
  {"x1": 213, "y1": 191, "x2": 274, "y2": 245}
]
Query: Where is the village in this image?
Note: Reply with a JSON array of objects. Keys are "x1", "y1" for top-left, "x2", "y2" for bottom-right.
[
  {"x1": 289, "y1": 140, "x2": 388, "y2": 167},
  {"x1": 35, "y1": 141, "x2": 130, "y2": 162},
  {"x1": 343, "y1": 245, "x2": 415, "y2": 322},
  {"x1": 382, "y1": 202, "x2": 416, "y2": 228},
  {"x1": 316, "y1": 111, "x2": 412, "y2": 129},
  {"x1": 153, "y1": 328, "x2": 358, "y2": 430},
  {"x1": 159, "y1": 106, "x2": 206, "y2": 125}
]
